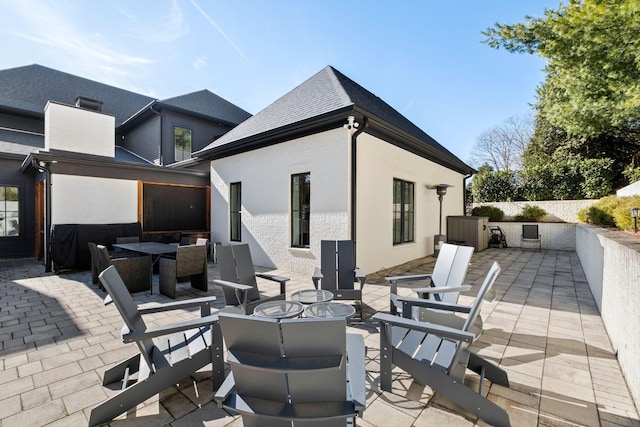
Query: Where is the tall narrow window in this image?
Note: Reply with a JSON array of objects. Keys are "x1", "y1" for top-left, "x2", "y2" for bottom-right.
[
  {"x1": 0, "y1": 186, "x2": 19, "y2": 237},
  {"x1": 174, "y1": 126, "x2": 192, "y2": 162},
  {"x1": 393, "y1": 179, "x2": 414, "y2": 244},
  {"x1": 230, "y1": 182, "x2": 242, "y2": 242},
  {"x1": 291, "y1": 173, "x2": 310, "y2": 248}
]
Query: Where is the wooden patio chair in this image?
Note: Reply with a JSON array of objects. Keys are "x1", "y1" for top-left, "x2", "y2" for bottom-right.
[
  {"x1": 89, "y1": 266, "x2": 224, "y2": 427},
  {"x1": 158, "y1": 244, "x2": 208, "y2": 298},
  {"x1": 374, "y1": 262, "x2": 510, "y2": 427},
  {"x1": 214, "y1": 312, "x2": 366, "y2": 426},
  {"x1": 312, "y1": 240, "x2": 367, "y2": 319},
  {"x1": 94, "y1": 243, "x2": 151, "y2": 293},
  {"x1": 387, "y1": 243, "x2": 475, "y2": 318},
  {"x1": 213, "y1": 244, "x2": 289, "y2": 314}
]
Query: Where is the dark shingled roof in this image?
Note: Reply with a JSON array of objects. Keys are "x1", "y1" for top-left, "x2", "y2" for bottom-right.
[
  {"x1": 196, "y1": 66, "x2": 472, "y2": 174},
  {"x1": 0, "y1": 64, "x2": 155, "y2": 127},
  {"x1": 160, "y1": 90, "x2": 251, "y2": 125},
  {"x1": 0, "y1": 64, "x2": 251, "y2": 128}
]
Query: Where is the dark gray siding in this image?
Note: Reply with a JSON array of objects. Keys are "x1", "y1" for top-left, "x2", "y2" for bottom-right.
[
  {"x1": 0, "y1": 112, "x2": 44, "y2": 134},
  {"x1": 0, "y1": 157, "x2": 36, "y2": 258},
  {"x1": 122, "y1": 114, "x2": 161, "y2": 164},
  {"x1": 161, "y1": 110, "x2": 231, "y2": 165}
]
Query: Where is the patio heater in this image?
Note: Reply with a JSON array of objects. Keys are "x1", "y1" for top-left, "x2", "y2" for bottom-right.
[
  {"x1": 630, "y1": 207, "x2": 640, "y2": 233},
  {"x1": 427, "y1": 184, "x2": 453, "y2": 256}
]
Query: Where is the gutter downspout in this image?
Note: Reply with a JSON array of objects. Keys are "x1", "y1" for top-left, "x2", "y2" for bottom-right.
[
  {"x1": 33, "y1": 159, "x2": 52, "y2": 272},
  {"x1": 350, "y1": 116, "x2": 368, "y2": 263},
  {"x1": 463, "y1": 172, "x2": 473, "y2": 215},
  {"x1": 150, "y1": 105, "x2": 162, "y2": 165}
]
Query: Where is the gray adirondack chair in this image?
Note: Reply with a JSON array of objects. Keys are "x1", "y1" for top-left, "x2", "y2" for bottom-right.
[
  {"x1": 213, "y1": 244, "x2": 289, "y2": 314},
  {"x1": 374, "y1": 262, "x2": 510, "y2": 427},
  {"x1": 159, "y1": 244, "x2": 208, "y2": 298},
  {"x1": 387, "y1": 243, "x2": 475, "y2": 316},
  {"x1": 90, "y1": 265, "x2": 224, "y2": 427},
  {"x1": 312, "y1": 240, "x2": 366, "y2": 319},
  {"x1": 214, "y1": 312, "x2": 366, "y2": 426}
]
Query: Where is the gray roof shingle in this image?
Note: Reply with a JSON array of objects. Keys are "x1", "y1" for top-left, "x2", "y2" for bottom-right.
[
  {"x1": 160, "y1": 90, "x2": 251, "y2": 125},
  {"x1": 0, "y1": 64, "x2": 250, "y2": 128},
  {"x1": 0, "y1": 64, "x2": 155, "y2": 127},
  {"x1": 197, "y1": 66, "x2": 472, "y2": 174}
]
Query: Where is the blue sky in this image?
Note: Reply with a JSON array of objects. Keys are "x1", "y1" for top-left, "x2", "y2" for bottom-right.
[{"x1": 1, "y1": 0, "x2": 559, "y2": 164}]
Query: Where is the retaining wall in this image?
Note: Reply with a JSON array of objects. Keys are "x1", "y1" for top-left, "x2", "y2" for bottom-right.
[
  {"x1": 576, "y1": 224, "x2": 640, "y2": 407},
  {"x1": 486, "y1": 222, "x2": 576, "y2": 251},
  {"x1": 473, "y1": 200, "x2": 596, "y2": 223}
]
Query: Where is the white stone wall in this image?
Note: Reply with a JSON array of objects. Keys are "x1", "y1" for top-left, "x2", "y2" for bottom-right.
[
  {"x1": 210, "y1": 128, "x2": 350, "y2": 273},
  {"x1": 576, "y1": 224, "x2": 640, "y2": 407},
  {"x1": 357, "y1": 133, "x2": 466, "y2": 273},
  {"x1": 209, "y1": 128, "x2": 468, "y2": 275},
  {"x1": 486, "y1": 222, "x2": 576, "y2": 250},
  {"x1": 617, "y1": 181, "x2": 640, "y2": 197},
  {"x1": 51, "y1": 175, "x2": 138, "y2": 225},
  {"x1": 473, "y1": 200, "x2": 597, "y2": 223},
  {"x1": 44, "y1": 101, "x2": 115, "y2": 158}
]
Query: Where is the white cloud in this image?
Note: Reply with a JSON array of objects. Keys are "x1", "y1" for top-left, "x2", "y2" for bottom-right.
[{"x1": 193, "y1": 55, "x2": 208, "y2": 69}]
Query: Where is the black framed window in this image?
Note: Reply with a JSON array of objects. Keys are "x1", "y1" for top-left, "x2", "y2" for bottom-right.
[
  {"x1": 230, "y1": 182, "x2": 241, "y2": 242},
  {"x1": 174, "y1": 126, "x2": 192, "y2": 162},
  {"x1": 0, "y1": 186, "x2": 19, "y2": 237},
  {"x1": 291, "y1": 173, "x2": 310, "y2": 248},
  {"x1": 393, "y1": 179, "x2": 414, "y2": 244}
]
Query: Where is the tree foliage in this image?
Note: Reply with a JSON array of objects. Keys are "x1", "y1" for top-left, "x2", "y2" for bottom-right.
[
  {"x1": 483, "y1": 0, "x2": 640, "y2": 141},
  {"x1": 471, "y1": 169, "x2": 519, "y2": 202}
]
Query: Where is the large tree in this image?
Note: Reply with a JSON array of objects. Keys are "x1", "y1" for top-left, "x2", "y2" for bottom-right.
[
  {"x1": 471, "y1": 114, "x2": 534, "y2": 171},
  {"x1": 483, "y1": 0, "x2": 640, "y2": 146}
]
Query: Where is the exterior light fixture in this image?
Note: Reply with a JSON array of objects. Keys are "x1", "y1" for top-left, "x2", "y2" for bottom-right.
[
  {"x1": 427, "y1": 184, "x2": 453, "y2": 254},
  {"x1": 630, "y1": 207, "x2": 640, "y2": 233}
]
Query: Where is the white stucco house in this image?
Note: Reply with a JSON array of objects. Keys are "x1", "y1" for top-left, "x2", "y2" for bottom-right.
[{"x1": 195, "y1": 66, "x2": 475, "y2": 274}]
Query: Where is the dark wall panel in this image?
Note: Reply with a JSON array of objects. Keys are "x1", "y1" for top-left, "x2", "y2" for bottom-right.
[
  {"x1": 142, "y1": 183, "x2": 208, "y2": 232},
  {"x1": 0, "y1": 158, "x2": 36, "y2": 258}
]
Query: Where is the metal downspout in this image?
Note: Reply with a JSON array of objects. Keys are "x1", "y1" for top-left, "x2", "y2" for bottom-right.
[
  {"x1": 350, "y1": 116, "x2": 368, "y2": 262},
  {"x1": 33, "y1": 159, "x2": 52, "y2": 272},
  {"x1": 463, "y1": 172, "x2": 473, "y2": 215},
  {"x1": 150, "y1": 105, "x2": 162, "y2": 165}
]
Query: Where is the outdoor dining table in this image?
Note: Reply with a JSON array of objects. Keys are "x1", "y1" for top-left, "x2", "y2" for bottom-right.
[{"x1": 112, "y1": 242, "x2": 178, "y2": 294}]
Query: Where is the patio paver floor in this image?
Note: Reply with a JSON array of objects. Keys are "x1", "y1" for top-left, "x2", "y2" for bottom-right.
[{"x1": 0, "y1": 248, "x2": 638, "y2": 426}]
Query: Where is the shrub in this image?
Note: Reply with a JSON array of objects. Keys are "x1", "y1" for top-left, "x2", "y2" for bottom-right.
[
  {"x1": 514, "y1": 204, "x2": 547, "y2": 221},
  {"x1": 471, "y1": 170, "x2": 519, "y2": 202},
  {"x1": 577, "y1": 195, "x2": 618, "y2": 226},
  {"x1": 580, "y1": 158, "x2": 614, "y2": 199},
  {"x1": 471, "y1": 205, "x2": 505, "y2": 221},
  {"x1": 612, "y1": 196, "x2": 640, "y2": 231},
  {"x1": 623, "y1": 164, "x2": 640, "y2": 183}
]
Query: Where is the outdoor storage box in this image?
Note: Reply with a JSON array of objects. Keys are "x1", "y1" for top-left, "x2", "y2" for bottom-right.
[{"x1": 446, "y1": 216, "x2": 489, "y2": 252}]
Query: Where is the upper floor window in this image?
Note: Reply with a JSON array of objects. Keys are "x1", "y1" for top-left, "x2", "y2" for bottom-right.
[
  {"x1": 174, "y1": 126, "x2": 192, "y2": 162},
  {"x1": 230, "y1": 182, "x2": 242, "y2": 242},
  {"x1": 0, "y1": 186, "x2": 19, "y2": 237},
  {"x1": 291, "y1": 173, "x2": 310, "y2": 248},
  {"x1": 393, "y1": 178, "x2": 414, "y2": 244}
]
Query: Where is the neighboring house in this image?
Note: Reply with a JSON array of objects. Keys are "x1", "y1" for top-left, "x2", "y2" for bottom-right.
[
  {"x1": 195, "y1": 66, "x2": 475, "y2": 274},
  {"x1": 0, "y1": 64, "x2": 250, "y2": 263}
]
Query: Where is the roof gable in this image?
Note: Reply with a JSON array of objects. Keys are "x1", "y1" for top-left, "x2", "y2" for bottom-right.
[
  {"x1": 160, "y1": 89, "x2": 251, "y2": 125},
  {"x1": 196, "y1": 66, "x2": 472, "y2": 174}
]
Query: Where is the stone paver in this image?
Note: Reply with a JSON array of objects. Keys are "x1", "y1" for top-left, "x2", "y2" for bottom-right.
[{"x1": 0, "y1": 249, "x2": 639, "y2": 426}]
